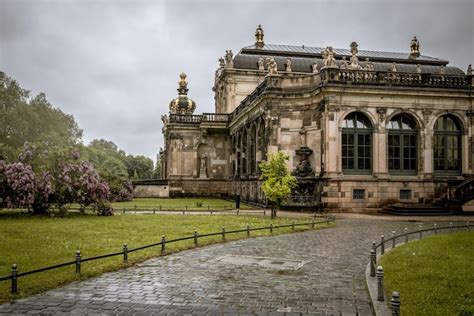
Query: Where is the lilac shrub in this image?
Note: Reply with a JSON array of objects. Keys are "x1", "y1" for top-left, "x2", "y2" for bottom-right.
[
  {"x1": 32, "y1": 172, "x2": 54, "y2": 214},
  {"x1": 3, "y1": 162, "x2": 36, "y2": 209}
]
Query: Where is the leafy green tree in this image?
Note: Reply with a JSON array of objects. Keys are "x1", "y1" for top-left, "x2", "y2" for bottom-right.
[
  {"x1": 125, "y1": 155, "x2": 154, "y2": 179},
  {"x1": 259, "y1": 152, "x2": 297, "y2": 218}
]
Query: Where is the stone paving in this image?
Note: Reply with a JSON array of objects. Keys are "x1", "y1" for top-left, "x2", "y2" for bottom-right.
[{"x1": 0, "y1": 218, "x2": 466, "y2": 315}]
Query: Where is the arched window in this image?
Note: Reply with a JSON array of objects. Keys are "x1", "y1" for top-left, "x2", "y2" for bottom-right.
[
  {"x1": 342, "y1": 112, "x2": 372, "y2": 173},
  {"x1": 387, "y1": 114, "x2": 418, "y2": 173},
  {"x1": 433, "y1": 115, "x2": 462, "y2": 173}
]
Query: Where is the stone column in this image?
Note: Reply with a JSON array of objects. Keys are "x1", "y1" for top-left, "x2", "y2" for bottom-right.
[{"x1": 326, "y1": 110, "x2": 339, "y2": 174}]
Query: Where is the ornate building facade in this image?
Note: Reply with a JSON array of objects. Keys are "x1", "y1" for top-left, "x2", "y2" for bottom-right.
[{"x1": 157, "y1": 26, "x2": 473, "y2": 212}]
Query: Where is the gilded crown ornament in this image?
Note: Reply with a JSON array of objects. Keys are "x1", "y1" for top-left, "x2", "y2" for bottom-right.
[{"x1": 169, "y1": 73, "x2": 196, "y2": 115}]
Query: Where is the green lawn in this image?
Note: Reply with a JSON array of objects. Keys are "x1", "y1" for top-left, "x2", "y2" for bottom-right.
[
  {"x1": 69, "y1": 197, "x2": 257, "y2": 211},
  {"x1": 380, "y1": 231, "x2": 474, "y2": 315},
  {"x1": 0, "y1": 212, "x2": 332, "y2": 303}
]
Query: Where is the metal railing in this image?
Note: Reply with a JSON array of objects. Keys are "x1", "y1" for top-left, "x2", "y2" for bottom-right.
[
  {"x1": 0, "y1": 215, "x2": 335, "y2": 295},
  {"x1": 368, "y1": 221, "x2": 472, "y2": 315}
]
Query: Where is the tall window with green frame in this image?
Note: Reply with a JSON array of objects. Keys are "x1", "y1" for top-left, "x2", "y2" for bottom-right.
[
  {"x1": 342, "y1": 112, "x2": 372, "y2": 173},
  {"x1": 387, "y1": 114, "x2": 418, "y2": 174},
  {"x1": 433, "y1": 115, "x2": 462, "y2": 174}
]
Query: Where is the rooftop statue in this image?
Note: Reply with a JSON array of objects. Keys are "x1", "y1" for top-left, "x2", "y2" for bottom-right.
[
  {"x1": 364, "y1": 58, "x2": 374, "y2": 71},
  {"x1": 468, "y1": 64, "x2": 473, "y2": 75},
  {"x1": 255, "y1": 25, "x2": 265, "y2": 49},
  {"x1": 312, "y1": 60, "x2": 319, "y2": 73},
  {"x1": 268, "y1": 58, "x2": 278, "y2": 75},
  {"x1": 285, "y1": 57, "x2": 292, "y2": 72},
  {"x1": 219, "y1": 57, "x2": 225, "y2": 68},
  {"x1": 225, "y1": 50, "x2": 234, "y2": 67},
  {"x1": 322, "y1": 47, "x2": 337, "y2": 68},
  {"x1": 390, "y1": 62, "x2": 397, "y2": 72},
  {"x1": 410, "y1": 36, "x2": 420, "y2": 58},
  {"x1": 348, "y1": 42, "x2": 362, "y2": 70},
  {"x1": 258, "y1": 56, "x2": 265, "y2": 70},
  {"x1": 340, "y1": 56, "x2": 349, "y2": 69}
]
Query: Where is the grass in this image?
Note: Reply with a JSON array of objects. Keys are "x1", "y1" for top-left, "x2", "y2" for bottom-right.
[
  {"x1": 380, "y1": 231, "x2": 474, "y2": 316},
  {"x1": 70, "y1": 197, "x2": 257, "y2": 211},
  {"x1": 0, "y1": 212, "x2": 333, "y2": 303}
]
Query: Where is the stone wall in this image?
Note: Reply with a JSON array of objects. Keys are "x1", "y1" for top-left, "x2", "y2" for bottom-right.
[
  {"x1": 168, "y1": 179, "x2": 231, "y2": 197},
  {"x1": 133, "y1": 184, "x2": 170, "y2": 198}
]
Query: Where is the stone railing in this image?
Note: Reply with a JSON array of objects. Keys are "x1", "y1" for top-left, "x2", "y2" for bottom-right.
[
  {"x1": 169, "y1": 114, "x2": 202, "y2": 124},
  {"x1": 321, "y1": 68, "x2": 470, "y2": 88},
  {"x1": 202, "y1": 113, "x2": 230, "y2": 122},
  {"x1": 169, "y1": 113, "x2": 230, "y2": 125}
]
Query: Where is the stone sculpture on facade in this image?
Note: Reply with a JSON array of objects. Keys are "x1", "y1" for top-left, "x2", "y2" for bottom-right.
[
  {"x1": 340, "y1": 56, "x2": 349, "y2": 69},
  {"x1": 219, "y1": 57, "x2": 225, "y2": 68},
  {"x1": 268, "y1": 58, "x2": 278, "y2": 75},
  {"x1": 416, "y1": 64, "x2": 422, "y2": 73},
  {"x1": 199, "y1": 156, "x2": 208, "y2": 179},
  {"x1": 322, "y1": 47, "x2": 337, "y2": 68},
  {"x1": 390, "y1": 62, "x2": 397, "y2": 72},
  {"x1": 410, "y1": 36, "x2": 420, "y2": 58},
  {"x1": 285, "y1": 57, "x2": 292, "y2": 72},
  {"x1": 467, "y1": 64, "x2": 472, "y2": 75}
]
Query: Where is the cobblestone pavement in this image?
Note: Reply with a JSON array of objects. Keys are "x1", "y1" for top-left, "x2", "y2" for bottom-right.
[{"x1": 0, "y1": 218, "x2": 465, "y2": 315}]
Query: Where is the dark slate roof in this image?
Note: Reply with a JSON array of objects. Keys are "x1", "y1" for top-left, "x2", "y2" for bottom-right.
[
  {"x1": 233, "y1": 54, "x2": 464, "y2": 75},
  {"x1": 241, "y1": 44, "x2": 449, "y2": 65}
]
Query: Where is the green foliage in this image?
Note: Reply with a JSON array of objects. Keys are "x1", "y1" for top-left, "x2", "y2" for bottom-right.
[
  {"x1": 125, "y1": 155, "x2": 154, "y2": 179},
  {"x1": 380, "y1": 232, "x2": 474, "y2": 315},
  {"x1": 0, "y1": 72, "x2": 82, "y2": 162},
  {"x1": 259, "y1": 152, "x2": 297, "y2": 217}
]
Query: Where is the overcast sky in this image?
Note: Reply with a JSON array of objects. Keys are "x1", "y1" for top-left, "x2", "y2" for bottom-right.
[{"x1": 1, "y1": 0, "x2": 473, "y2": 162}]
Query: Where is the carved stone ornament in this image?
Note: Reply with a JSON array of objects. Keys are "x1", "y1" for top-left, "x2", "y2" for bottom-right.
[
  {"x1": 292, "y1": 147, "x2": 314, "y2": 178},
  {"x1": 364, "y1": 58, "x2": 374, "y2": 71},
  {"x1": 219, "y1": 57, "x2": 225, "y2": 68},
  {"x1": 390, "y1": 62, "x2": 397, "y2": 72},
  {"x1": 422, "y1": 109, "x2": 432, "y2": 124},
  {"x1": 285, "y1": 57, "x2": 292, "y2": 72},
  {"x1": 467, "y1": 64, "x2": 473, "y2": 75},
  {"x1": 255, "y1": 25, "x2": 264, "y2": 48},
  {"x1": 340, "y1": 56, "x2": 349, "y2": 69},
  {"x1": 322, "y1": 47, "x2": 338, "y2": 68},
  {"x1": 267, "y1": 58, "x2": 278, "y2": 75},
  {"x1": 440, "y1": 65, "x2": 446, "y2": 75},
  {"x1": 416, "y1": 64, "x2": 422, "y2": 73},
  {"x1": 376, "y1": 107, "x2": 387, "y2": 122},
  {"x1": 161, "y1": 114, "x2": 169, "y2": 125}
]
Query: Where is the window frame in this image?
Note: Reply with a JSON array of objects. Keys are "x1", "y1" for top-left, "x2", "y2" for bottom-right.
[
  {"x1": 342, "y1": 112, "x2": 373, "y2": 174},
  {"x1": 433, "y1": 115, "x2": 462, "y2": 175},
  {"x1": 387, "y1": 114, "x2": 418, "y2": 175}
]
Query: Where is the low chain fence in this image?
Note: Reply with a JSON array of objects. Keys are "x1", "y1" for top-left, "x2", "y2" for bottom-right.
[
  {"x1": 367, "y1": 221, "x2": 472, "y2": 315},
  {"x1": 0, "y1": 215, "x2": 335, "y2": 295}
]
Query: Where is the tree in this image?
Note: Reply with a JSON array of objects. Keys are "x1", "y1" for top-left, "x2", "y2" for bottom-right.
[
  {"x1": 259, "y1": 152, "x2": 297, "y2": 218},
  {"x1": 125, "y1": 155, "x2": 154, "y2": 179}
]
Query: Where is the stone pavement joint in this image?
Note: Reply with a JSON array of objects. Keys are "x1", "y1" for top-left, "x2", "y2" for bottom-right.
[{"x1": 0, "y1": 218, "x2": 457, "y2": 315}]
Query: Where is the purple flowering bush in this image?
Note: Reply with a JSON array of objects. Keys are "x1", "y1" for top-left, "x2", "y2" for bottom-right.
[{"x1": 1, "y1": 147, "x2": 114, "y2": 216}]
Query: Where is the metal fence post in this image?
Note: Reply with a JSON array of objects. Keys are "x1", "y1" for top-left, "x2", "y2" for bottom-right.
[
  {"x1": 123, "y1": 243, "x2": 128, "y2": 264},
  {"x1": 292, "y1": 221, "x2": 295, "y2": 231},
  {"x1": 404, "y1": 228, "x2": 408, "y2": 244},
  {"x1": 153, "y1": 208, "x2": 156, "y2": 214},
  {"x1": 419, "y1": 225, "x2": 423, "y2": 240},
  {"x1": 75, "y1": 250, "x2": 81, "y2": 275},
  {"x1": 222, "y1": 227, "x2": 226, "y2": 241},
  {"x1": 450, "y1": 222, "x2": 453, "y2": 232},
  {"x1": 370, "y1": 249, "x2": 376, "y2": 277},
  {"x1": 434, "y1": 223, "x2": 438, "y2": 235},
  {"x1": 392, "y1": 231, "x2": 396, "y2": 249},
  {"x1": 237, "y1": 209, "x2": 240, "y2": 215},
  {"x1": 391, "y1": 291, "x2": 400, "y2": 316},
  {"x1": 270, "y1": 223, "x2": 273, "y2": 234},
  {"x1": 11, "y1": 264, "x2": 17, "y2": 294},
  {"x1": 381, "y1": 235, "x2": 385, "y2": 254},
  {"x1": 263, "y1": 209, "x2": 266, "y2": 216},
  {"x1": 376, "y1": 266, "x2": 384, "y2": 301},
  {"x1": 161, "y1": 235, "x2": 166, "y2": 254},
  {"x1": 159, "y1": 205, "x2": 162, "y2": 211},
  {"x1": 194, "y1": 231, "x2": 198, "y2": 247},
  {"x1": 246, "y1": 225, "x2": 250, "y2": 237},
  {"x1": 372, "y1": 241, "x2": 376, "y2": 251}
]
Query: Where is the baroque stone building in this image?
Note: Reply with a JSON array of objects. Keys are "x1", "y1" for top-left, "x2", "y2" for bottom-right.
[{"x1": 156, "y1": 26, "x2": 473, "y2": 212}]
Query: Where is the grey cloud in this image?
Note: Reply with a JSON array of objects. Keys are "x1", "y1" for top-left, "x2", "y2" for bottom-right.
[{"x1": 1, "y1": 0, "x2": 472, "y2": 163}]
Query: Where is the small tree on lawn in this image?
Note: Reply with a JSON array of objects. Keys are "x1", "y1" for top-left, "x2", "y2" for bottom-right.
[{"x1": 259, "y1": 151, "x2": 297, "y2": 218}]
